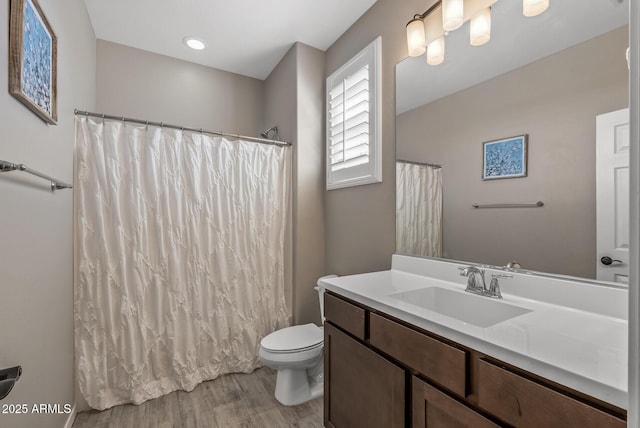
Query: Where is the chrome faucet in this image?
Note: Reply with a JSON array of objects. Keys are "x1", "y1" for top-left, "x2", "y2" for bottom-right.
[
  {"x1": 459, "y1": 266, "x2": 511, "y2": 299},
  {"x1": 459, "y1": 266, "x2": 486, "y2": 295}
]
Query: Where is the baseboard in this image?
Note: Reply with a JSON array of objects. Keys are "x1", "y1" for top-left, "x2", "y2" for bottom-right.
[{"x1": 63, "y1": 404, "x2": 77, "y2": 428}]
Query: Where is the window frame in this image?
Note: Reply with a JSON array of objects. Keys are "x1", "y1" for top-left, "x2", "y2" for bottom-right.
[{"x1": 326, "y1": 36, "x2": 382, "y2": 190}]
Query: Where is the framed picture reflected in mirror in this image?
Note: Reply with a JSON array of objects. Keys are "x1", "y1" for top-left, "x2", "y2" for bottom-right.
[{"x1": 482, "y1": 135, "x2": 528, "y2": 180}]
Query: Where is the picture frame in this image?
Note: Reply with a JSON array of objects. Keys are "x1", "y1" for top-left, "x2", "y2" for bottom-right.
[
  {"x1": 482, "y1": 135, "x2": 528, "y2": 180},
  {"x1": 9, "y1": 0, "x2": 57, "y2": 125}
]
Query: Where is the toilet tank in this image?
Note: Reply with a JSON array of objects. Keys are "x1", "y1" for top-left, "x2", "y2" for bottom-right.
[{"x1": 316, "y1": 275, "x2": 337, "y2": 323}]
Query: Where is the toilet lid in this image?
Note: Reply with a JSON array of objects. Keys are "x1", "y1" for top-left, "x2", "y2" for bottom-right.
[{"x1": 261, "y1": 323, "x2": 323, "y2": 352}]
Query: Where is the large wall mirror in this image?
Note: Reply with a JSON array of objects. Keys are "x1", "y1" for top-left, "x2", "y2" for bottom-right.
[{"x1": 395, "y1": 0, "x2": 629, "y2": 283}]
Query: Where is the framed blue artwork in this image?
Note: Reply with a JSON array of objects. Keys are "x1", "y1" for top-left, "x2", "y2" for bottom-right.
[
  {"x1": 9, "y1": 0, "x2": 57, "y2": 125},
  {"x1": 482, "y1": 135, "x2": 528, "y2": 180}
]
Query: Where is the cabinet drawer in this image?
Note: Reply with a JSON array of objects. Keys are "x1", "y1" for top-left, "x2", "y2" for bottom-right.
[
  {"x1": 477, "y1": 359, "x2": 625, "y2": 428},
  {"x1": 412, "y1": 376, "x2": 500, "y2": 428},
  {"x1": 369, "y1": 313, "x2": 467, "y2": 397},
  {"x1": 324, "y1": 293, "x2": 366, "y2": 340}
]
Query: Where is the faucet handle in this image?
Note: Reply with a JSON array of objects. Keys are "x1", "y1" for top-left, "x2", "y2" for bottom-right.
[
  {"x1": 458, "y1": 266, "x2": 473, "y2": 277},
  {"x1": 506, "y1": 261, "x2": 522, "y2": 270},
  {"x1": 487, "y1": 273, "x2": 512, "y2": 299}
]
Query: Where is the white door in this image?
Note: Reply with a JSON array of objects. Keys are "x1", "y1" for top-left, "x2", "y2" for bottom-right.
[{"x1": 596, "y1": 108, "x2": 629, "y2": 284}]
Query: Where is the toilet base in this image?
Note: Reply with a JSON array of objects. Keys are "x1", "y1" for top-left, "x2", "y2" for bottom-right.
[{"x1": 273, "y1": 358, "x2": 324, "y2": 406}]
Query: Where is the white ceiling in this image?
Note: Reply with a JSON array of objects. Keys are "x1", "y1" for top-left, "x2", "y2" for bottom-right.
[
  {"x1": 396, "y1": 0, "x2": 629, "y2": 114},
  {"x1": 84, "y1": 0, "x2": 378, "y2": 80}
]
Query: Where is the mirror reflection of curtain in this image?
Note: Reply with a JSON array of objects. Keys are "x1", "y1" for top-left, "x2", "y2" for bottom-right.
[{"x1": 396, "y1": 161, "x2": 443, "y2": 257}]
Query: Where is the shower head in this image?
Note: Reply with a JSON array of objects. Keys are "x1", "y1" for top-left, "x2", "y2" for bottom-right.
[{"x1": 260, "y1": 126, "x2": 280, "y2": 141}]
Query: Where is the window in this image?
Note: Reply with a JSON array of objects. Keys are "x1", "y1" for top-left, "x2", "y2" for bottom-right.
[{"x1": 326, "y1": 37, "x2": 382, "y2": 190}]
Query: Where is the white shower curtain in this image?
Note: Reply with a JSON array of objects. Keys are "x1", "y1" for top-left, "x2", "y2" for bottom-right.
[
  {"x1": 74, "y1": 116, "x2": 291, "y2": 410},
  {"x1": 396, "y1": 161, "x2": 443, "y2": 257}
]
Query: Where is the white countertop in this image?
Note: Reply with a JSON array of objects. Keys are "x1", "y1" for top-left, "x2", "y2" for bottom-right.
[{"x1": 318, "y1": 255, "x2": 628, "y2": 410}]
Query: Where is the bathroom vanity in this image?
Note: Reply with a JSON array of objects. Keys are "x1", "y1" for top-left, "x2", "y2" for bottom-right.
[{"x1": 319, "y1": 255, "x2": 628, "y2": 428}]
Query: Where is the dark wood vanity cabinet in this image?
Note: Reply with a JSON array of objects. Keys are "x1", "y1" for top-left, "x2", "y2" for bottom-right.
[
  {"x1": 412, "y1": 376, "x2": 500, "y2": 428},
  {"x1": 323, "y1": 291, "x2": 627, "y2": 428},
  {"x1": 324, "y1": 323, "x2": 405, "y2": 428},
  {"x1": 369, "y1": 313, "x2": 467, "y2": 397},
  {"x1": 476, "y1": 359, "x2": 626, "y2": 428},
  {"x1": 324, "y1": 293, "x2": 366, "y2": 340}
]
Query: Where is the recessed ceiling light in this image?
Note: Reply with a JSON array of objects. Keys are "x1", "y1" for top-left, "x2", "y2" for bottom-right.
[{"x1": 183, "y1": 36, "x2": 206, "y2": 50}]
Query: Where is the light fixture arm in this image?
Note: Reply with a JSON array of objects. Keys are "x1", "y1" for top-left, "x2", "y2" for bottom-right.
[
  {"x1": 412, "y1": 1, "x2": 443, "y2": 22},
  {"x1": 406, "y1": 0, "x2": 548, "y2": 64}
]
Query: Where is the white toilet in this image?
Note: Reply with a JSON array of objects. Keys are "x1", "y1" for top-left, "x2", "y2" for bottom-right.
[{"x1": 259, "y1": 275, "x2": 336, "y2": 406}]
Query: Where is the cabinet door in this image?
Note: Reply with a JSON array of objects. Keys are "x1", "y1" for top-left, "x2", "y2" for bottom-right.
[
  {"x1": 324, "y1": 323, "x2": 405, "y2": 428},
  {"x1": 413, "y1": 376, "x2": 501, "y2": 428}
]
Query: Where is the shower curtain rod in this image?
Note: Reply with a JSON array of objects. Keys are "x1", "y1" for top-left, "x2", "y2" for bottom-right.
[
  {"x1": 397, "y1": 159, "x2": 442, "y2": 169},
  {"x1": 74, "y1": 110, "x2": 292, "y2": 147}
]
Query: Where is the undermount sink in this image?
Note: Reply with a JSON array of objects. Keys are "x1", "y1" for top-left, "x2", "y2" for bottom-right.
[{"x1": 388, "y1": 286, "x2": 532, "y2": 328}]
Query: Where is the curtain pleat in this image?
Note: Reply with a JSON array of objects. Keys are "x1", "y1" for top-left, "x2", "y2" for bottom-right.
[
  {"x1": 74, "y1": 116, "x2": 291, "y2": 410},
  {"x1": 396, "y1": 162, "x2": 443, "y2": 258}
]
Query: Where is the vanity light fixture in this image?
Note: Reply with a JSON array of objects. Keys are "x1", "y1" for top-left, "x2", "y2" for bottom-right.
[
  {"x1": 406, "y1": 0, "x2": 550, "y2": 64},
  {"x1": 427, "y1": 36, "x2": 446, "y2": 65},
  {"x1": 523, "y1": 0, "x2": 549, "y2": 17},
  {"x1": 183, "y1": 36, "x2": 206, "y2": 50},
  {"x1": 407, "y1": 18, "x2": 427, "y2": 57},
  {"x1": 442, "y1": 0, "x2": 464, "y2": 31},
  {"x1": 470, "y1": 7, "x2": 492, "y2": 46}
]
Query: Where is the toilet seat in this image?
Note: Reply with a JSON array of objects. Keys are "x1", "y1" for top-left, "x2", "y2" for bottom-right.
[{"x1": 260, "y1": 323, "x2": 323, "y2": 353}]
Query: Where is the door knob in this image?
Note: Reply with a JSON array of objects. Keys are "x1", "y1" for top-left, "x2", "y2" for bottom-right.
[{"x1": 600, "y1": 256, "x2": 622, "y2": 266}]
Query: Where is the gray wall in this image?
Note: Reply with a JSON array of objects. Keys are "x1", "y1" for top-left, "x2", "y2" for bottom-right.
[
  {"x1": 397, "y1": 27, "x2": 629, "y2": 278},
  {"x1": 265, "y1": 43, "x2": 326, "y2": 325},
  {"x1": 293, "y1": 44, "x2": 326, "y2": 324},
  {"x1": 0, "y1": 0, "x2": 96, "y2": 427},
  {"x1": 96, "y1": 40, "x2": 265, "y2": 136},
  {"x1": 324, "y1": 0, "x2": 425, "y2": 275},
  {"x1": 264, "y1": 44, "x2": 297, "y2": 320}
]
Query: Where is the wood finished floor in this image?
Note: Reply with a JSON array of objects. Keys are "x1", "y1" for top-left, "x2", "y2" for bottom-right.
[{"x1": 72, "y1": 367, "x2": 323, "y2": 428}]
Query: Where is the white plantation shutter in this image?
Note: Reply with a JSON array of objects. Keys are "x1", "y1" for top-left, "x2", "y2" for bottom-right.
[
  {"x1": 326, "y1": 37, "x2": 382, "y2": 190},
  {"x1": 329, "y1": 66, "x2": 370, "y2": 171}
]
